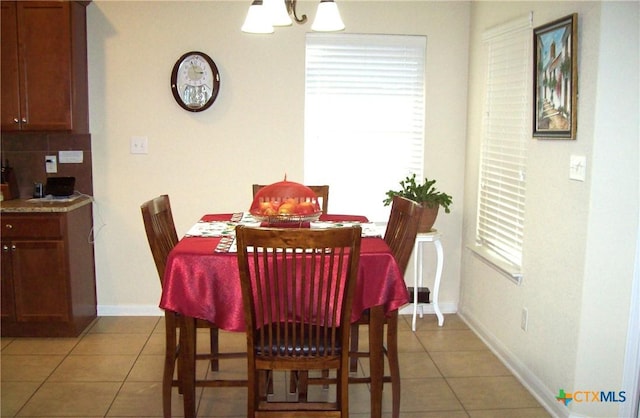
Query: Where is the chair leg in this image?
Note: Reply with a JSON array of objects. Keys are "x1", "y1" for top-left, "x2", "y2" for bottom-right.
[
  {"x1": 289, "y1": 371, "x2": 298, "y2": 396},
  {"x1": 210, "y1": 327, "x2": 219, "y2": 371},
  {"x1": 298, "y1": 371, "x2": 308, "y2": 402},
  {"x1": 163, "y1": 313, "x2": 177, "y2": 418},
  {"x1": 386, "y1": 311, "x2": 401, "y2": 418},
  {"x1": 349, "y1": 323, "x2": 359, "y2": 372}
]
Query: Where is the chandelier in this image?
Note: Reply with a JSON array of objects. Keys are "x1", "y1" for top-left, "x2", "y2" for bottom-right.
[{"x1": 242, "y1": 0, "x2": 345, "y2": 34}]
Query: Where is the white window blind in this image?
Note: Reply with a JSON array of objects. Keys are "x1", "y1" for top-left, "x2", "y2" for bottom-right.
[
  {"x1": 476, "y1": 14, "x2": 532, "y2": 270},
  {"x1": 304, "y1": 33, "x2": 426, "y2": 222}
]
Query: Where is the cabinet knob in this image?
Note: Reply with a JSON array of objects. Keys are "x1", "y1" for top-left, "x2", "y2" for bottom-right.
[
  {"x1": 21, "y1": 117, "x2": 27, "y2": 123},
  {"x1": 2, "y1": 245, "x2": 8, "y2": 252},
  {"x1": 11, "y1": 244, "x2": 16, "y2": 251},
  {"x1": 5, "y1": 224, "x2": 13, "y2": 229},
  {"x1": 13, "y1": 118, "x2": 19, "y2": 123}
]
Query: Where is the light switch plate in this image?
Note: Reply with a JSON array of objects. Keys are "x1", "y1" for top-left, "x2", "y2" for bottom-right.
[{"x1": 569, "y1": 155, "x2": 586, "y2": 181}]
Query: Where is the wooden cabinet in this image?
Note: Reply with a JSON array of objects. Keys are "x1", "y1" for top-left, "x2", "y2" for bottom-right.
[
  {"x1": 1, "y1": 202, "x2": 96, "y2": 337},
  {"x1": 0, "y1": 1, "x2": 89, "y2": 133}
]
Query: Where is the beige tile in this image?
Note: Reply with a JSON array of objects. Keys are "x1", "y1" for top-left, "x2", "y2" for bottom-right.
[
  {"x1": 1, "y1": 337, "x2": 14, "y2": 350},
  {"x1": 1, "y1": 381, "x2": 41, "y2": 417},
  {"x1": 468, "y1": 407, "x2": 551, "y2": 417},
  {"x1": 107, "y1": 380, "x2": 206, "y2": 417},
  {"x1": 48, "y1": 354, "x2": 136, "y2": 382},
  {"x1": 400, "y1": 313, "x2": 470, "y2": 331},
  {"x1": 350, "y1": 324, "x2": 370, "y2": 352},
  {"x1": 447, "y1": 376, "x2": 542, "y2": 410},
  {"x1": 144, "y1": 326, "x2": 246, "y2": 356},
  {"x1": 152, "y1": 315, "x2": 166, "y2": 332},
  {"x1": 204, "y1": 357, "x2": 248, "y2": 382},
  {"x1": 362, "y1": 412, "x2": 470, "y2": 418},
  {"x1": 88, "y1": 315, "x2": 160, "y2": 334},
  {"x1": 70, "y1": 332, "x2": 149, "y2": 355},
  {"x1": 430, "y1": 350, "x2": 511, "y2": 377},
  {"x1": 358, "y1": 350, "x2": 441, "y2": 380},
  {"x1": 418, "y1": 329, "x2": 488, "y2": 352},
  {"x1": 127, "y1": 354, "x2": 165, "y2": 382},
  {"x1": 1, "y1": 337, "x2": 81, "y2": 355},
  {"x1": 355, "y1": 355, "x2": 391, "y2": 378},
  {"x1": 128, "y1": 354, "x2": 212, "y2": 382},
  {"x1": 198, "y1": 386, "x2": 247, "y2": 417},
  {"x1": 107, "y1": 381, "x2": 164, "y2": 417},
  {"x1": 16, "y1": 381, "x2": 121, "y2": 417},
  {"x1": 0, "y1": 315, "x2": 551, "y2": 417},
  {"x1": 140, "y1": 330, "x2": 166, "y2": 355},
  {"x1": 107, "y1": 381, "x2": 192, "y2": 417},
  {"x1": 0, "y1": 355, "x2": 64, "y2": 382},
  {"x1": 348, "y1": 380, "x2": 376, "y2": 414},
  {"x1": 399, "y1": 352, "x2": 443, "y2": 378},
  {"x1": 396, "y1": 328, "x2": 430, "y2": 352},
  {"x1": 400, "y1": 377, "x2": 465, "y2": 413},
  {"x1": 217, "y1": 330, "x2": 247, "y2": 353}
]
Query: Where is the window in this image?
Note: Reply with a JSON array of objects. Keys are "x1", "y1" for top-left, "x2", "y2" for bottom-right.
[
  {"x1": 475, "y1": 14, "x2": 532, "y2": 280},
  {"x1": 304, "y1": 33, "x2": 426, "y2": 222}
]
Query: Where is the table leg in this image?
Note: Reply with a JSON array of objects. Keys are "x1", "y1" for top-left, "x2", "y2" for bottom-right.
[
  {"x1": 180, "y1": 315, "x2": 197, "y2": 418},
  {"x1": 412, "y1": 243, "x2": 420, "y2": 332},
  {"x1": 369, "y1": 305, "x2": 384, "y2": 418},
  {"x1": 433, "y1": 239, "x2": 444, "y2": 326}
]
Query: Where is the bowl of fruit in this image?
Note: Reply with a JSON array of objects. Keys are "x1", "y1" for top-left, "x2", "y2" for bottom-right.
[{"x1": 250, "y1": 180, "x2": 322, "y2": 224}]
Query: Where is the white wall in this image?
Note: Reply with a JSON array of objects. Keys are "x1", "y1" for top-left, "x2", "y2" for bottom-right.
[
  {"x1": 87, "y1": 2, "x2": 469, "y2": 314},
  {"x1": 460, "y1": 2, "x2": 639, "y2": 417}
]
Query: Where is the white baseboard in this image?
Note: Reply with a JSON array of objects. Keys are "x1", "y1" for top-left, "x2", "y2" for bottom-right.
[
  {"x1": 398, "y1": 301, "x2": 458, "y2": 316},
  {"x1": 97, "y1": 305, "x2": 163, "y2": 316},
  {"x1": 458, "y1": 308, "x2": 568, "y2": 418}
]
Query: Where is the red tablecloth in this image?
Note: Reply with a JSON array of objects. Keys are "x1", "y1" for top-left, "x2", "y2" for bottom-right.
[{"x1": 159, "y1": 213, "x2": 408, "y2": 331}]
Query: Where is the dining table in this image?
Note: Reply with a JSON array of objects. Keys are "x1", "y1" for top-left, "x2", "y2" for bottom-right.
[{"x1": 159, "y1": 212, "x2": 409, "y2": 418}]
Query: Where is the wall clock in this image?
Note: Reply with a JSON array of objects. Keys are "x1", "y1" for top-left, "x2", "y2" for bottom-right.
[{"x1": 170, "y1": 51, "x2": 220, "y2": 112}]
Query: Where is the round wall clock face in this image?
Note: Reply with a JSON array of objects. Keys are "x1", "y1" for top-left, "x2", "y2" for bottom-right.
[{"x1": 170, "y1": 51, "x2": 220, "y2": 112}]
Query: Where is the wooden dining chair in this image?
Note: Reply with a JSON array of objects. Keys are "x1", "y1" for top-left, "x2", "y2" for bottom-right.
[
  {"x1": 348, "y1": 195, "x2": 424, "y2": 418},
  {"x1": 235, "y1": 225, "x2": 362, "y2": 417},
  {"x1": 141, "y1": 195, "x2": 222, "y2": 418},
  {"x1": 252, "y1": 184, "x2": 330, "y2": 214}
]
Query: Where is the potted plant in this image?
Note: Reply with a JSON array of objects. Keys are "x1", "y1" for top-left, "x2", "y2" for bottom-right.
[{"x1": 383, "y1": 174, "x2": 452, "y2": 232}]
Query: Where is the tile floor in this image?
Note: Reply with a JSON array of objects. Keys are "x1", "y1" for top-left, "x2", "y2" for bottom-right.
[{"x1": 1, "y1": 314, "x2": 551, "y2": 417}]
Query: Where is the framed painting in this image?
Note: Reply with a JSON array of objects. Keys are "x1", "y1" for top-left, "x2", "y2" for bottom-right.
[{"x1": 533, "y1": 14, "x2": 578, "y2": 139}]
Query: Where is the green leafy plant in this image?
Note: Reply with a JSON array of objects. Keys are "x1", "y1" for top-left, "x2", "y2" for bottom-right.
[{"x1": 383, "y1": 174, "x2": 452, "y2": 213}]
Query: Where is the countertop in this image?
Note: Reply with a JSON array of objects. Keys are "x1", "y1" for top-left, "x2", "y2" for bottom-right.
[{"x1": 0, "y1": 195, "x2": 93, "y2": 213}]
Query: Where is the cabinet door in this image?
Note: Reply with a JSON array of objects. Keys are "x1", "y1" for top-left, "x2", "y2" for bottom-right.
[
  {"x1": 0, "y1": 2, "x2": 20, "y2": 132},
  {"x1": 12, "y1": 240, "x2": 69, "y2": 322},
  {"x1": 1, "y1": 241, "x2": 16, "y2": 320},
  {"x1": 17, "y1": 2, "x2": 73, "y2": 131}
]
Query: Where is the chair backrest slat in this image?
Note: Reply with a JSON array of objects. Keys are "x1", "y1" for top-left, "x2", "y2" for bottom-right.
[
  {"x1": 141, "y1": 195, "x2": 179, "y2": 284},
  {"x1": 384, "y1": 196, "x2": 424, "y2": 274}
]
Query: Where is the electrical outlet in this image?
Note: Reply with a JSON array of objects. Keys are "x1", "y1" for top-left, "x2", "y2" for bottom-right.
[
  {"x1": 521, "y1": 307, "x2": 528, "y2": 331},
  {"x1": 45, "y1": 155, "x2": 57, "y2": 173}
]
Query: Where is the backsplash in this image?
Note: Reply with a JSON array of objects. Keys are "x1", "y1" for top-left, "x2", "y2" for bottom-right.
[{"x1": 1, "y1": 133, "x2": 92, "y2": 199}]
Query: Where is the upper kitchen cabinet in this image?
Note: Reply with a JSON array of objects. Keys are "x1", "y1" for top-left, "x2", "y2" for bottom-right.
[{"x1": 1, "y1": 1, "x2": 89, "y2": 133}]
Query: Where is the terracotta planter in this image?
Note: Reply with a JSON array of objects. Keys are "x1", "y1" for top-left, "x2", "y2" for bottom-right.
[{"x1": 418, "y1": 204, "x2": 439, "y2": 232}]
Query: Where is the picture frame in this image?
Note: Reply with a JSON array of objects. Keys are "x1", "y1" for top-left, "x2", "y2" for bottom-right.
[{"x1": 533, "y1": 13, "x2": 578, "y2": 139}]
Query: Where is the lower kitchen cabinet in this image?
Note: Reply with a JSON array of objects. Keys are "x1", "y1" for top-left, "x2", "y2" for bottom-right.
[{"x1": 1, "y1": 198, "x2": 96, "y2": 337}]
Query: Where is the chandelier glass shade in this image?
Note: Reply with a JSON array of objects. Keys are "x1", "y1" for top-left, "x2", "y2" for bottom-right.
[{"x1": 242, "y1": 0, "x2": 344, "y2": 34}]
